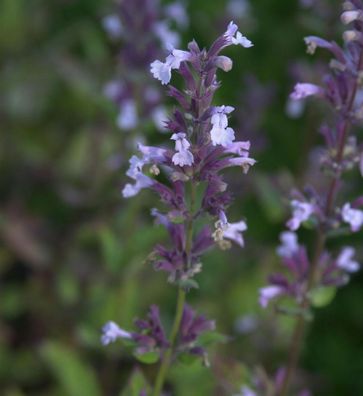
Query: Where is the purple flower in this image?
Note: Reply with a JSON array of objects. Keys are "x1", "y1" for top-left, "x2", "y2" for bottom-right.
[
  {"x1": 222, "y1": 220, "x2": 247, "y2": 247},
  {"x1": 290, "y1": 83, "x2": 324, "y2": 100},
  {"x1": 259, "y1": 285, "x2": 284, "y2": 308},
  {"x1": 101, "y1": 321, "x2": 132, "y2": 345},
  {"x1": 336, "y1": 247, "x2": 359, "y2": 273},
  {"x1": 224, "y1": 21, "x2": 253, "y2": 48},
  {"x1": 286, "y1": 200, "x2": 314, "y2": 231},
  {"x1": 122, "y1": 155, "x2": 154, "y2": 198},
  {"x1": 341, "y1": 203, "x2": 363, "y2": 232},
  {"x1": 276, "y1": 231, "x2": 299, "y2": 258},
  {"x1": 341, "y1": 10, "x2": 363, "y2": 25}
]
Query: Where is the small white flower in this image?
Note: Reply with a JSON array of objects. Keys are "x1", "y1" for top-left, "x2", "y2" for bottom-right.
[
  {"x1": 101, "y1": 321, "x2": 132, "y2": 345},
  {"x1": 150, "y1": 48, "x2": 190, "y2": 85},
  {"x1": 286, "y1": 200, "x2": 314, "y2": 231},
  {"x1": 123, "y1": 156, "x2": 153, "y2": 198},
  {"x1": 172, "y1": 150, "x2": 194, "y2": 166},
  {"x1": 211, "y1": 126, "x2": 235, "y2": 147},
  {"x1": 166, "y1": 48, "x2": 191, "y2": 69},
  {"x1": 150, "y1": 60, "x2": 172, "y2": 85},
  {"x1": 341, "y1": 203, "x2": 363, "y2": 232},
  {"x1": 259, "y1": 285, "x2": 283, "y2": 308},
  {"x1": 231, "y1": 31, "x2": 253, "y2": 47},
  {"x1": 116, "y1": 100, "x2": 138, "y2": 130},
  {"x1": 222, "y1": 220, "x2": 247, "y2": 247},
  {"x1": 277, "y1": 231, "x2": 299, "y2": 257},
  {"x1": 171, "y1": 133, "x2": 194, "y2": 167},
  {"x1": 210, "y1": 106, "x2": 236, "y2": 147},
  {"x1": 290, "y1": 83, "x2": 323, "y2": 100},
  {"x1": 171, "y1": 132, "x2": 190, "y2": 151},
  {"x1": 224, "y1": 21, "x2": 253, "y2": 48},
  {"x1": 337, "y1": 247, "x2": 359, "y2": 273}
]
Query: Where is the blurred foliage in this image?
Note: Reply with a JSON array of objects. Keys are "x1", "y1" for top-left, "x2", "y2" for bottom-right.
[{"x1": 0, "y1": 0, "x2": 362, "y2": 395}]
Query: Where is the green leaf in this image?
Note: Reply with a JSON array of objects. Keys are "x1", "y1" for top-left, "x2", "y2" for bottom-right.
[
  {"x1": 120, "y1": 368, "x2": 150, "y2": 396},
  {"x1": 197, "y1": 331, "x2": 229, "y2": 347},
  {"x1": 41, "y1": 341, "x2": 101, "y2": 396},
  {"x1": 98, "y1": 227, "x2": 122, "y2": 273},
  {"x1": 310, "y1": 286, "x2": 337, "y2": 308},
  {"x1": 133, "y1": 351, "x2": 160, "y2": 364},
  {"x1": 178, "y1": 352, "x2": 200, "y2": 366}
]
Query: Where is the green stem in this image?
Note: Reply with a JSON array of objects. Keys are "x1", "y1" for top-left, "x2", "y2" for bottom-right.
[
  {"x1": 151, "y1": 183, "x2": 196, "y2": 396},
  {"x1": 279, "y1": 232, "x2": 325, "y2": 396},
  {"x1": 151, "y1": 287, "x2": 186, "y2": 396}
]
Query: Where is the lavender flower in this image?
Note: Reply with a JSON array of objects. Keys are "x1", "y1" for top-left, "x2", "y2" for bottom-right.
[
  {"x1": 101, "y1": 321, "x2": 132, "y2": 345},
  {"x1": 286, "y1": 200, "x2": 315, "y2": 231},
  {"x1": 262, "y1": 2, "x2": 363, "y2": 393},
  {"x1": 259, "y1": 285, "x2": 284, "y2": 308},
  {"x1": 341, "y1": 202, "x2": 363, "y2": 231},
  {"x1": 103, "y1": 22, "x2": 255, "y2": 395},
  {"x1": 276, "y1": 231, "x2": 299, "y2": 258},
  {"x1": 290, "y1": 82, "x2": 324, "y2": 100},
  {"x1": 336, "y1": 247, "x2": 359, "y2": 272}
]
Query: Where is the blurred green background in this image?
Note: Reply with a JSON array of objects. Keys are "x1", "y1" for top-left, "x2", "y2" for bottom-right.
[{"x1": 1, "y1": 0, "x2": 362, "y2": 395}]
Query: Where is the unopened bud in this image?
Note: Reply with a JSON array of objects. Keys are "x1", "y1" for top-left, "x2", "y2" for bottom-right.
[
  {"x1": 343, "y1": 30, "x2": 362, "y2": 42},
  {"x1": 215, "y1": 55, "x2": 233, "y2": 72},
  {"x1": 341, "y1": 10, "x2": 363, "y2": 24}
]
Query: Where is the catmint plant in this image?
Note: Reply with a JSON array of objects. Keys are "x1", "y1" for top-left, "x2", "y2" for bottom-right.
[
  {"x1": 103, "y1": 0, "x2": 188, "y2": 137},
  {"x1": 101, "y1": 21, "x2": 255, "y2": 395},
  {"x1": 259, "y1": 1, "x2": 363, "y2": 395}
]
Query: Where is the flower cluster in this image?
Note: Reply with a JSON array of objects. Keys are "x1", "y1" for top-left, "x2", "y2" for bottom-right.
[
  {"x1": 259, "y1": 1, "x2": 363, "y2": 393},
  {"x1": 122, "y1": 21, "x2": 255, "y2": 283},
  {"x1": 262, "y1": 0, "x2": 363, "y2": 310},
  {"x1": 102, "y1": 21, "x2": 254, "y2": 390},
  {"x1": 101, "y1": 304, "x2": 215, "y2": 363},
  {"x1": 103, "y1": 0, "x2": 188, "y2": 133}
]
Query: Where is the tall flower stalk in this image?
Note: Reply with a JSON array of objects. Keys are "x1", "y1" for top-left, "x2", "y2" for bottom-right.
[
  {"x1": 259, "y1": 1, "x2": 363, "y2": 395},
  {"x1": 101, "y1": 21, "x2": 255, "y2": 396}
]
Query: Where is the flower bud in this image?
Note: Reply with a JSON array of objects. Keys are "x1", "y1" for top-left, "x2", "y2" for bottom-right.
[
  {"x1": 343, "y1": 30, "x2": 363, "y2": 43},
  {"x1": 215, "y1": 55, "x2": 233, "y2": 72},
  {"x1": 341, "y1": 10, "x2": 363, "y2": 24}
]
